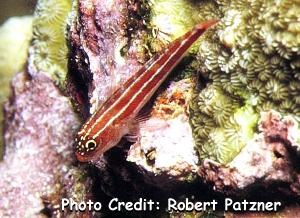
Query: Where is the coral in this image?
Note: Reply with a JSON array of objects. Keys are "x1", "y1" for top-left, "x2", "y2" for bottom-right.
[
  {"x1": 67, "y1": 0, "x2": 221, "y2": 196},
  {"x1": 149, "y1": 0, "x2": 220, "y2": 51},
  {"x1": 29, "y1": 0, "x2": 71, "y2": 89},
  {"x1": 190, "y1": 85, "x2": 258, "y2": 164},
  {"x1": 0, "y1": 16, "x2": 33, "y2": 159},
  {"x1": 2, "y1": 0, "x2": 299, "y2": 216},
  {"x1": 189, "y1": 0, "x2": 300, "y2": 164},
  {"x1": 199, "y1": 111, "x2": 300, "y2": 195}
]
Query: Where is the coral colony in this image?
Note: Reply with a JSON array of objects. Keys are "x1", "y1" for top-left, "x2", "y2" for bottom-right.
[
  {"x1": 147, "y1": 0, "x2": 299, "y2": 165},
  {"x1": 30, "y1": 0, "x2": 71, "y2": 89},
  {"x1": 188, "y1": 0, "x2": 300, "y2": 164}
]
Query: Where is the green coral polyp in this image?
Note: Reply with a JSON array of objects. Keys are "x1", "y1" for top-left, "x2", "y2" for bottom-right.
[
  {"x1": 262, "y1": 0, "x2": 300, "y2": 55},
  {"x1": 149, "y1": 0, "x2": 220, "y2": 44},
  {"x1": 265, "y1": 79, "x2": 289, "y2": 101},
  {"x1": 187, "y1": 0, "x2": 299, "y2": 164},
  {"x1": 197, "y1": 86, "x2": 240, "y2": 126},
  {"x1": 35, "y1": 0, "x2": 71, "y2": 24},
  {"x1": 190, "y1": 84, "x2": 258, "y2": 164},
  {"x1": 31, "y1": 0, "x2": 71, "y2": 89}
]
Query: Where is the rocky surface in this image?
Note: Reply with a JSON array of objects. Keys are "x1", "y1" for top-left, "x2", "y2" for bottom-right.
[
  {"x1": 127, "y1": 79, "x2": 198, "y2": 186},
  {"x1": 0, "y1": 71, "x2": 87, "y2": 217},
  {"x1": 199, "y1": 110, "x2": 300, "y2": 196},
  {"x1": 68, "y1": 0, "x2": 149, "y2": 116},
  {"x1": 0, "y1": 16, "x2": 33, "y2": 159}
]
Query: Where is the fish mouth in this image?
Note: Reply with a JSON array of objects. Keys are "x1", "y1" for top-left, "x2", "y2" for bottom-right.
[
  {"x1": 75, "y1": 141, "x2": 102, "y2": 162},
  {"x1": 75, "y1": 150, "x2": 93, "y2": 162}
]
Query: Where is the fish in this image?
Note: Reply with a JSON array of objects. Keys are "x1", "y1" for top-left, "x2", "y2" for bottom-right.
[{"x1": 75, "y1": 20, "x2": 218, "y2": 162}]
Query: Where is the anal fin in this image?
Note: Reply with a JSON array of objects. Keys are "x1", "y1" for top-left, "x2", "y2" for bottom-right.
[{"x1": 125, "y1": 112, "x2": 151, "y2": 143}]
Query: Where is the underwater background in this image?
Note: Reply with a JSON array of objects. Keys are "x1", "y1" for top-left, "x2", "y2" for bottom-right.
[{"x1": 0, "y1": 0, "x2": 299, "y2": 217}]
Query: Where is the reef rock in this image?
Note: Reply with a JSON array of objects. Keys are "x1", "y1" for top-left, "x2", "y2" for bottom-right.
[
  {"x1": 68, "y1": 0, "x2": 148, "y2": 116},
  {"x1": 127, "y1": 79, "x2": 198, "y2": 185},
  {"x1": 0, "y1": 16, "x2": 33, "y2": 159},
  {"x1": 199, "y1": 110, "x2": 300, "y2": 196},
  {"x1": 0, "y1": 0, "x2": 93, "y2": 217},
  {"x1": 0, "y1": 71, "x2": 86, "y2": 217}
]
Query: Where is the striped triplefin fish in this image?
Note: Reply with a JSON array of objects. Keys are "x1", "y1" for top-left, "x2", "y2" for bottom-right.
[{"x1": 75, "y1": 20, "x2": 218, "y2": 162}]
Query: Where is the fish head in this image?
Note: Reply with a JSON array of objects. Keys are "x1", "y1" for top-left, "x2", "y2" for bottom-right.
[
  {"x1": 74, "y1": 133, "x2": 101, "y2": 162},
  {"x1": 74, "y1": 124, "x2": 125, "y2": 162}
]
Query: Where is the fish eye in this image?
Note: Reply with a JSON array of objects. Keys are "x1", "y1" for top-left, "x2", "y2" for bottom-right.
[{"x1": 85, "y1": 139, "x2": 97, "y2": 151}]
